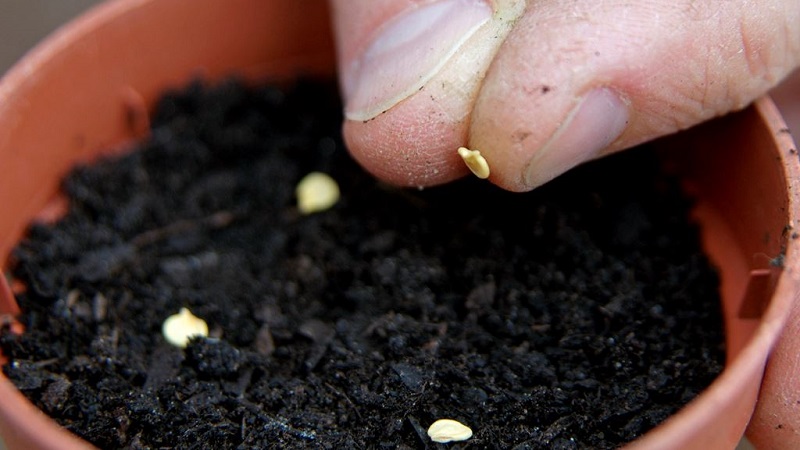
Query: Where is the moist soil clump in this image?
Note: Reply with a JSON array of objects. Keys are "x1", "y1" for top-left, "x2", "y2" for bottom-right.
[{"x1": 1, "y1": 80, "x2": 724, "y2": 449}]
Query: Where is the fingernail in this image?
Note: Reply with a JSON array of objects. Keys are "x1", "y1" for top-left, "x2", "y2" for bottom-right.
[
  {"x1": 524, "y1": 88, "x2": 629, "y2": 188},
  {"x1": 343, "y1": 0, "x2": 491, "y2": 122}
]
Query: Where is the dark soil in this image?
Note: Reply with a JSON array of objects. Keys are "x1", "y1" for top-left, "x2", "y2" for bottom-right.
[{"x1": 1, "y1": 79, "x2": 724, "y2": 449}]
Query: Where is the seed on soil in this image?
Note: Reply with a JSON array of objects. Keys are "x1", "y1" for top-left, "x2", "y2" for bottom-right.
[
  {"x1": 457, "y1": 147, "x2": 490, "y2": 179},
  {"x1": 162, "y1": 307, "x2": 209, "y2": 348},
  {"x1": 296, "y1": 171, "x2": 340, "y2": 214},
  {"x1": 427, "y1": 418, "x2": 473, "y2": 443}
]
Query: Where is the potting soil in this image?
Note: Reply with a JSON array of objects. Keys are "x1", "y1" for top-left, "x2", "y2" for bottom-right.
[{"x1": 1, "y1": 80, "x2": 724, "y2": 449}]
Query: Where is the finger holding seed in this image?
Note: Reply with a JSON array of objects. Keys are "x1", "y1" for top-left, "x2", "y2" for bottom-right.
[{"x1": 333, "y1": 0, "x2": 525, "y2": 189}]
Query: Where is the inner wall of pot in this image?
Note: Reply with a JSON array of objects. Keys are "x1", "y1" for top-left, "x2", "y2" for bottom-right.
[
  {"x1": 656, "y1": 103, "x2": 792, "y2": 360},
  {"x1": 624, "y1": 99, "x2": 799, "y2": 450},
  {"x1": 0, "y1": 0, "x2": 797, "y2": 449}
]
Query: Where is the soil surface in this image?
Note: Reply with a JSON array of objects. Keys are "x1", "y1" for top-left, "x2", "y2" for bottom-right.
[{"x1": 1, "y1": 80, "x2": 724, "y2": 449}]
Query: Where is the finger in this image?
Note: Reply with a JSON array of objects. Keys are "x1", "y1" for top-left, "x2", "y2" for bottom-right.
[
  {"x1": 330, "y1": 0, "x2": 525, "y2": 187},
  {"x1": 472, "y1": 0, "x2": 800, "y2": 190}
]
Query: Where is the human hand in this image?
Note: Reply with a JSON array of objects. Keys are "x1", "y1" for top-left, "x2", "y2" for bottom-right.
[{"x1": 330, "y1": 0, "x2": 800, "y2": 192}]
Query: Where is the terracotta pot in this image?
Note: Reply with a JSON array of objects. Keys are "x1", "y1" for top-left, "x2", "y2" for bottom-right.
[{"x1": 0, "y1": 0, "x2": 797, "y2": 448}]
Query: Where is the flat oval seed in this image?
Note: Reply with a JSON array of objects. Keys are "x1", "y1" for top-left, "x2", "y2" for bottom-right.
[
  {"x1": 457, "y1": 147, "x2": 490, "y2": 179},
  {"x1": 427, "y1": 418, "x2": 473, "y2": 443},
  {"x1": 296, "y1": 172, "x2": 340, "y2": 214},
  {"x1": 162, "y1": 307, "x2": 209, "y2": 348}
]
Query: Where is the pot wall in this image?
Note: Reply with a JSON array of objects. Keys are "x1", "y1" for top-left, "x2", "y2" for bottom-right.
[
  {"x1": 625, "y1": 98, "x2": 800, "y2": 449},
  {"x1": 0, "y1": 0, "x2": 798, "y2": 449}
]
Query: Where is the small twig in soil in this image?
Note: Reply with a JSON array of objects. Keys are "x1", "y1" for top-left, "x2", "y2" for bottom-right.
[
  {"x1": 324, "y1": 382, "x2": 363, "y2": 422},
  {"x1": 406, "y1": 416, "x2": 432, "y2": 449},
  {"x1": 130, "y1": 211, "x2": 236, "y2": 248},
  {"x1": 31, "y1": 358, "x2": 60, "y2": 368}
]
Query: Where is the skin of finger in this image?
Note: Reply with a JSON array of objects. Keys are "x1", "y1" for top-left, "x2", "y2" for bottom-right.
[
  {"x1": 332, "y1": 0, "x2": 473, "y2": 186},
  {"x1": 747, "y1": 299, "x2": 800, "y2": 448},
  {"x1": 335, "y1": 0, "x2": 524, "y2": 187},
  {"x1": 330, "y1": 0, "x2": 420, "y2": 100},
  {"x1": 469, "y1": 0, "x2": 800, "y2": 191},
  {"x1": 342, "y1": 96, "x2": 470, "y2": 187}
]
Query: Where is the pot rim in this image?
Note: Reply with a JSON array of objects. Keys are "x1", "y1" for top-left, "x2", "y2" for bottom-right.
[{"x1": 0, "y1": 1, "x2": 798, "y2": 449}]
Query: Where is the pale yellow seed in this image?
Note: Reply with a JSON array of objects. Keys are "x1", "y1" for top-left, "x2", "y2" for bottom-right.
[
  {"x1": 296, "y1": 172, "x2": 340, "y2": 214},
  {"x1": 162, "y1": 307, "x2": 209, "y2": 348},
  {"x1": 457, "y1": 147, "x2": 490, "y2": 179},
  {"x1": 427, "y1": 418, "x2": 473, "y2": 443}
]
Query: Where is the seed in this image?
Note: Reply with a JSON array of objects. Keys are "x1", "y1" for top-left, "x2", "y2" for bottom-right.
[
  {"x1": 296, "y1": 172, "x2": 340, "y2": 214},
  {"x1": 427, "y1": 418, "x2": 473, "y2": 443},
  {"x1": 162, "y1": 307, "x2": 209, "y2": 348},
  {"x1": 457, "y1": 147, "x2": 490, "y2": 179}
]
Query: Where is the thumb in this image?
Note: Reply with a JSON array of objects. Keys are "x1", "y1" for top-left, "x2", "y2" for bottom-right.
[
  {"x1": 330, "y1": 0, "x2": 526, "y2": 188},
  {"x1": 472, "y1": 0, "x2": 800, "y2": 191}
]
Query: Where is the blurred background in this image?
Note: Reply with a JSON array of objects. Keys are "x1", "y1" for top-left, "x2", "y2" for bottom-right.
[{"x1": 0, "y1": 0, "x2": 103, "y2": 75}]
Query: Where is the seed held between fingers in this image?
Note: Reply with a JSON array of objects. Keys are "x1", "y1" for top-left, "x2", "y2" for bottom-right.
[
  {"x1": 457, "y1": 147, "x2": 490, "y2": 179},
  {"x1": 427, "y1": 418, "x2": 473, "y2": 443},
  {"x1": 162, "y1": 307, "x2": 209, "y2": 348}
]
